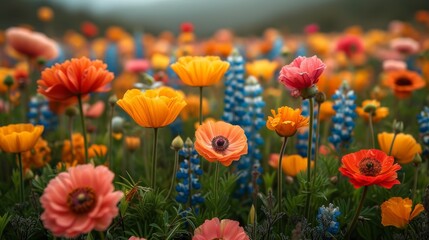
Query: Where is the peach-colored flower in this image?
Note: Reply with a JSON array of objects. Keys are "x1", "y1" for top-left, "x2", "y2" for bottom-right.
[
  {"x1": 383, "y1": 60, "x2": 407, "y2": 72},
  {"x1": 129, "y1": 237, "x2": 147, "y2": 240},
  {"x1": 278, "y1": 55, "x2": 326, "y2": 98},
  {"x1": 38, "y1": 57, "x2": 114, "y2": 102},
  {"x1": 193, "y1": 218, "x2": 249, "y2": 240},
  {"x1": 195, "y1": 121, "x2": 247, "y2": 167},
  {"x1": 125, "y1": 59, "x2": 150, "y2": 73},
  {"x1": 40, "y1": 164, "x2": 123, "y2": 238},
  {"x1": 83, "y1": 101, "x2": 105, "y2": 119},
  {"x1": 6, "y1": 27, "x2": 58, "y2": 60}
]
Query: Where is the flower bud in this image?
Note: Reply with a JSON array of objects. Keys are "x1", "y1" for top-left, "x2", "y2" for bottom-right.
[
  {"x1": 392, "y1": 119, "x2": 404, "y2": 134},
  {"x1": 330, "y1": 176, "x2": 338, "y2": 184},
  {"x1": 125, "y1": 136, "x2": 140, "y2": 152},
  {"x1": 171, "y1": 135, "x2": 184, "y2": 151},
  {"x1": 363, "y1": 103, "x2": 377, "y2": 114},
  {"x1": 185, "y1": 137, "x2": 193, "y2": 148},
  {"x1": 112, "y1": 116, "x2": 124, "y2": 133},
  {"x1": 108, "y1": 95, "x2": 117, "y2": 107},
  {"x1": 248, "y1": 204, "x2": 256, "y2": 225},
  {"x1": 413, "y1": 154, "x2": 422, "y2": 164},
  {"x1": 3, "y1": 75, "x2": 14, "y2": 87},
  {"x1": 315, "y1": 91, "x2": 326, "y2": 104},
  {"x1": 65, "y1": 106, "x2": 79, "y2": 118},
  {"x1": 285, "y1": 176, "x2": 294, "y2": 184}
]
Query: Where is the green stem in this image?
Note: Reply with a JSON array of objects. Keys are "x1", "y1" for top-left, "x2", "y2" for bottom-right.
[
  {"x1": 368, "y1": 113, "x2": 375, "y2": 149},
  {"x1": 344, "y1": 186, "x2": 369, "y2": 240},
  {"x1": 166, "y1": 150, "x2": 179, "y2": 200},
  {"x1": 77, "y1": 95, "x2": 89, "y2": 163},
  {"x1": 17, "y1": 153, "x2": 24, "y2": 203},
  {"x1": 199, "y1": 86, "x2": 203, "y2": 125},
  {"x1": 312, "y1": 102, "x2": 322, "y2": 178},
  {"x1": 304, "y1": 97, "x2": 315, "y2": 220},
  {"x1": 277, "y1": 137, "x2": 288, "y2": 217},
  {"x1": 214, "y1": 161, "x2": 220, "y2": 216},
  {"x1": 108, "y1": 104, "x2": 115, "y2": 169},
  {"x1": 151, "y1": 128, "x2": 159, "y2": 189},
  {"x1": 388, "y1": 133, "x2": 398, "y2": 156},
  {"x1": 412, "y1": 163, "x2": 419, "y2": 200}
]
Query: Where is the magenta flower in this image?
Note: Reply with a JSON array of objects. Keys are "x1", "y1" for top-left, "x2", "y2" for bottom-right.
[
  {"x1": 40, "y1": 164, "x2": 123, "y2": 238},
  {"x1": 278, "y1": 55, "x2": 326, "y2": 98},
  {"x1": 193, "y1": 218, "x2": 249, "y2": 240}
]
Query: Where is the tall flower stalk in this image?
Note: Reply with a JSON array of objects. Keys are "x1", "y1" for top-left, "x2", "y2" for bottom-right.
[
  {"x1": 151, "y1": 128, "x2": 159, "y2": 189},
  {"x1": 304, "y1": 97, "x2": 315, "y2": 220},
  {"x1": 77, "y1": 95, "x2": 89, "y2": 163},
  {"x1": 277, "y1": 137, "x2": 288, "y2": 219}
]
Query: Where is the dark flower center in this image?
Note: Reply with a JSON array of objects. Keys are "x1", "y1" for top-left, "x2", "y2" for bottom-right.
[
  {"x1": 211, "y1": 136, "x2": 229, "y2": 152},
  {"x1": 395, "y1": 77, "x2": 412, "y2": 86},
  {"x1": 67, "y1": 187, "x2": 96, "y2": 214},
  {"x1": 358, "y1": 157, "x2": 382, "y2": 176}
]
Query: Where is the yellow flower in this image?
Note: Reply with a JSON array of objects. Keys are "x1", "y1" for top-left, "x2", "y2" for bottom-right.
[
  {"x1": 0, "y1": 124, "x2": 44, "y2": 153},
  {"x1": 181, "y1": 94, "x2": 210, "y2": 121},
  {"x1": 356, "y1": 100, "x2": 389, "y2": 123},
  {"x1": 151, "y1": 53, "x2": 170, "y2": 71},
  {"x1": 117, "y1": 87, "x2": 187, "y2": 128},
  {"x1": 266, "y1": 106, "x2": 309, "y2": 137},
  {"x1": 245, "y1": 59, "x2": 278, "y2": 82},
  {"x1": 381, "y1": 197, "x2": 424, "y2": 229},
  {"x1": 378, "y1": 132, "x2": 422, "y2": 164},
  {"x1": 281, "y1": 154, "x2": 314, "y2": 177},
  {"x1": 170, "y1": 56, "x2": 230, "y2": 87},
  {"x1": 307, "y1": 33, "x2": 330, "y2": 56}
]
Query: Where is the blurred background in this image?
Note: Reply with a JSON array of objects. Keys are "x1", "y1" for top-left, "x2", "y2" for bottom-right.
[{"x1": 1, "y1": 0, "x2": 427, "y2": 37}]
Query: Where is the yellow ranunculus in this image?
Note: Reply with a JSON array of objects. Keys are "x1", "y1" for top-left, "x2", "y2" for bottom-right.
[
  {"x1": 117, "y1": 87, "x2": 187, "y2": 128},
  {"x1": 170, "y1": 56, "x2": 230, "y2": 87},
  {"x1": 381, "y1": 197, "x2": 424, "y2": 229},
  {"x1": 0, "y1": 124, "x2": 44, "y2": 153},
  {"x1": 378, "y1": 132, "x2": 422, "y2": 164},
  {"x1": 266, "y1": 106, "x2": 309, "y2": 137},
  {"x1": 356, "y1": 99, "x2": 389, "y2": 123},
  {"x1": 281, "y1": 154, "x2": 314, "y2": 177}
]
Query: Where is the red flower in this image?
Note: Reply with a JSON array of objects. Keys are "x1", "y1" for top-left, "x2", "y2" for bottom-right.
[
  {"x1": 81, "y1": 21, "x2": 98, "y2": 38},
  {"x1": 37, "y1": 57, "x2": 114, "y2": 102},
  {"x1": 336, "y1": 35, "x2": 364, "y2": 58},
  {"x1": 339, "y1": 149, "x2": 401, "y2": 189},
  {"x1": 278, "y1": 55, "x2": 326, "y2": 98},
  {"x1": 181, "y1": 22, "x2": 194, "y2": 33}
]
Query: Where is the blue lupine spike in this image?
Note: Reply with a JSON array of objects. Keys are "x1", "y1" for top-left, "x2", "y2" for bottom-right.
[
  {"x1": 317, "y1": 203, "x2": 341, "y2": 238},
  {"x1": 27, "y1": 95, "x2": 58, "y2": 132},
  {"x1": 418, "y1": 106, "x2": 429, "y2": 156},
  {"x1": 328, "y1": 82, "x2": 357, "y2": 151}
]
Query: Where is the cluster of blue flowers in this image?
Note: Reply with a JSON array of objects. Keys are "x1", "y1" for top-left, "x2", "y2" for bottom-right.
[
  {"x1": 316, "y1": 203, "x2": 341, "y2": 237},
  {"x1": 28, "y1": 95, "x2": 58, "y2": 131},
  {"x1": 175, "y1": 138, "x2": 204, "y2": 211},
  {"x1": 417, "y1": 106, "x2": 429, "y2": 156},
  {"x1": 235, "y1": 76, "x2": 265, "y2": 196},
  {"x1": 329, "y1": 82, "x2": 357, "y2": 151},
  {"x1": 296, "y1": 99, "x2": 318, "y2": 157},
  {"x1": 222, "y1": 50, "x2": 246, "y2": 125}
]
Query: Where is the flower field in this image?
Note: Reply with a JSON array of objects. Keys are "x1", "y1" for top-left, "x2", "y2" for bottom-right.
[{"x1": 0, "y1": 5, "x2": 429, "y2": 240}]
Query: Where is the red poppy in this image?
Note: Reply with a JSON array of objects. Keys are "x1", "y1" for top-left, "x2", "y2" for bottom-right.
[
  {"x1": 336, "y1": 35, "x2": 364, "y2": 58},
  {"x1": 37, "y1": 57, "x2": 114, "y2": 102},
  {"x1": 339, "y1": 149, "x2": 401, "y2": 189}
]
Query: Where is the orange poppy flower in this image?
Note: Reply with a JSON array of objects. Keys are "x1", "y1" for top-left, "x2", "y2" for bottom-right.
[
  {"x1": 381, "y1": 197, "x2": 424, "y2": 229},
  {"x1": 281, "y1": 154, "x2": 314, "y2": 177},
  {"x1": 38, "y1": 57, "x2": 114, "y2": 102},
  {"x1": 62, "y1": 133, "x2": 85, "y2": 164},
  {"x1": 0, "y1": 124, "x2": 44, "y2": 153},
  {"x1": 125, "y1": 136, "x2": 140, "y2": 152},
  {"x1": 339, "y1": 149, "x2": 401, "y2": 189},
  {"x1": 117, "y1": 87, "x2": 186, "y2": 128},
  {"x1": 378, "y1": 132, "x2": 422, "y2": 164},
  {"x1": 170, "y1": 56, "x2": 230, "y2": 87},
  {"x1": 195, "y1": 121, "x2": 248, "y2": 166},
  {"x1": 88, "y1": 144, "x2": 107, "y2": 159},
  {"x1": 245, "y1": 59, "x2": 278, "y2": 82},
  {"x1": 266, "y1": 106, "x2": 309, "y2": 137},
  {"x1": 181, "y1": 94, "x2": 210, "y2": 121},
  {"x1": 319, "y1": 100, "x2": 336, "y2": 121},
  {"x1": 37, "y1": 7, "x2": 54, "y2": 22},
  {"x1": 356, "y1": 100, "x2": 389, "y2": 123},
  {"x1": 22, "y1": 137, "x2": 51, "y2": 170},
  {"x1": 383, "y1": 70, "x2": 426, "y2": 99}
]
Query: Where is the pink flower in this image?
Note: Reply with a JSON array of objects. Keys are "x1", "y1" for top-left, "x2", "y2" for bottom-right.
[
  {"x1": 193, "y1": 218, "x2": 249, "y2": 240},
  {"x1": 278, "y1": 55, "x2": 326, "y2": 98},
  {"x1": 129, "y1": 237, "x2": 147, "y2": 240},
  {"x1": 83, "y1": 100, "x2": 105, "y2": 118},
  {"x1": 390, "y1": 37, "x2": 420, "y2": 55},
  {"x1": 6, "y1": 27, "x2": 58, "y2": 60},
  {"x1": 125, "y1": 59, "x2": 150, "y2": 73},
  {"x1": 40, "y1": 164, "x2": 124, "y2": 238},
  {"x1": 304, "y1": 23, "x2": 319, "y2": 34},
  {"x1": 383, "y1": 60, "x2": 407, "y2": 72},
  {"x1": 335, "y1": 35, "x2": 364, "y2": 58}
]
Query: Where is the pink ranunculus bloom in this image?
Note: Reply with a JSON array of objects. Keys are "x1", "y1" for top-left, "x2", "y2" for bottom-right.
[
  {"x1": 40, "y1": 164, "x2": 124, "y2": 238},
  {"x1": 278, "y1": 55, "x2": 326, "y2": 98},
  {"x1": 390, "y1": 37, "x2": 420, "y2": 55},
  {"x1": 383, "y1": 60, "x2": 407, "y2": 72},
  {"x1": 83, "y1": 100, "x2": 106, "y2": 119},
  {"x1": 6, "y1": 27, "x2": 58, "y2": 60},
  {"x1": 129, "y1": 237, "x2": 147, "y2": 240},
  {"x1": 125, "y1": 59, "x2": 150, "y2": 73},
  {"x1": 193, "y1": 218, "x2": 249, "y2": 240},
  {"x1": 335, "y1": 35, "x2": 364, "y2": 58}
]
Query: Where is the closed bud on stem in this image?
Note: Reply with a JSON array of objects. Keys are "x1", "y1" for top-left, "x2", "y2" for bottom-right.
[
  {"x1": 65, "y1": 106, "x2": 79, "y2": 118},
  {"x1": 3, "y1": 75, "x2": 14, "y2": 87},
  {"x1": 330, "y1": 176, "x2": 338, "y2": 184},
  {"x1": 171, "y1": 135, "x2": 184, "y2": 151},
  {"x1": 315, "y1": 91, "x2": 326, "y2": 104},
  {"x1": 363, "y1": 103, "x2": 377, "y2": 115},
  {"x1": 112, "y1": 116, "x2": 124, "y2": 133},
  {"x1": 185, "y1": 137, "x2": 193, "y2": 148},
  {"x1": 413, "y1": 154, "x2": 422, "y2": 164},
  {"x1": 108, "y1": 95, "x2": 117, "y2": 107},
  {"x1": 285, "y1": 176, "x2": 294, "y2": 184},
  {"x1": 392, "y1": 119, "x2": 404, "y2": 134},
  {"x1": 248, "y1": 204, "x2": 256, "y2": 225}
]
